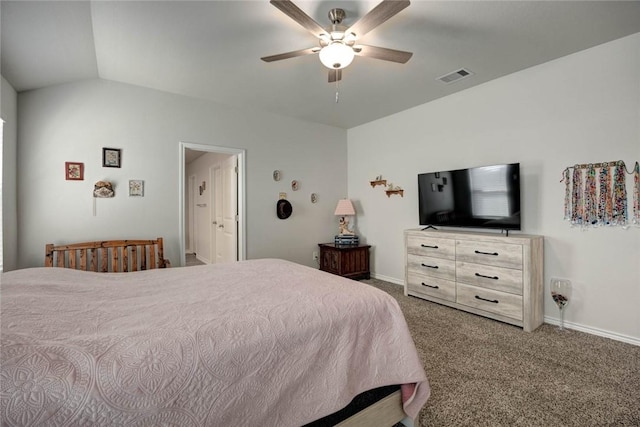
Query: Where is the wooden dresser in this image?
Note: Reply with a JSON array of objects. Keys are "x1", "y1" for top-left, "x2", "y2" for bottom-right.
[{"x1": 404, "y1": 229, "x2": 544, "y2": 332}]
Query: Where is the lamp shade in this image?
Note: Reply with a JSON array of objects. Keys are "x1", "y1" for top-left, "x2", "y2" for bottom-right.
[
  {"x1": 319, "y1": 42, "x2": 355, "y2": 70},
  {"x1": 334, "y1": 199, "x2": 356, "y2": 216}
]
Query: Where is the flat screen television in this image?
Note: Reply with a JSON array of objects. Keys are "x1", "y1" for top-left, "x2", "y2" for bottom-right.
[{"x1": 418, "y1": 163, "x2": 521, "y2": 231}]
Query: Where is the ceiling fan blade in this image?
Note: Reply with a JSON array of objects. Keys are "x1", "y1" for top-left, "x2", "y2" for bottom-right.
[
  {"x1": 353, "y1": 45, "x2": 413, "y2": 63},
  {"x1": 346, "y1": 0, "x2": 410, "y2": 38},
  {"x1": 261, "y1": 47, "x2": 319, "y2": 62},
  {"x1": 328, "y1": 69, "x2": 342, "y2": 83},
  {"x1": 270, "y1": 0, "x2": 327, "y2": 38}
]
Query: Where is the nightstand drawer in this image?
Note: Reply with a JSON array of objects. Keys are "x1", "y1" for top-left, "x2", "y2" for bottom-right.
[
  {"x1": 456, "y1": 262, "x2": 523, "y2": 295},
  {"x1": 457, "y1": 283, "x2": 523, "y2": 321},
  {"x1": 406, "y1": 235, "x2": 455, "y2": 260},
  {"x1": 407, "y1": 253, "x2": 455, "y2": 281},
  {"x1": 456, "y1": 240, "x2": 523, "y2": 269},
  {"x1": 407, "y1": 271, "x2": 456, "y2": 302}
]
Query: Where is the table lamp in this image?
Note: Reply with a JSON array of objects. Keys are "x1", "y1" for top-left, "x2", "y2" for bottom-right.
[{"x1": 334, "y1": 199, "x2": 359, "y2": 245}]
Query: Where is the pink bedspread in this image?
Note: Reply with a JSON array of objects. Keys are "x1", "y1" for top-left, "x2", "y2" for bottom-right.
[{"x1": 1, "y1": 259, "x2": 430, "y2": 426}]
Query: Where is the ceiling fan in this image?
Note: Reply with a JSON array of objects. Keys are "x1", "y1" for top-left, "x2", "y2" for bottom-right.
[{"x1": 261, "y1": 0, "x2": 413, "y2": 83}]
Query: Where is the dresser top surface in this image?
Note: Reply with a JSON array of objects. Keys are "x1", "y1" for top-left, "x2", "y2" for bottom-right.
[{"x1": 405, "y1": 228, "x2": 542, "y2": 242}]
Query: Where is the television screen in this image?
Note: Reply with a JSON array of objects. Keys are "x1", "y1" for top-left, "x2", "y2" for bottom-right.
[{"x1": 418, "y1": 163, "x2": 521, "y2": 230}]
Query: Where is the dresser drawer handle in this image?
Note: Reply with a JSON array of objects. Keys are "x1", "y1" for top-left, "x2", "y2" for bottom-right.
[
  {"x1": 475, "y1": 250, "x2": 499, "y2": 256},
  {"x1": 475, "y1": 273, "x2": 499, "y2": 280},
  {"x1": 421, "y1": 263, "x2": 439, "y2": 269},
  {"x1": 421, "y1": 244, "x2": 439, "y2": 249},
  {"x1": 421, "y1": 282, "x2": 439, "y2": 289},
  {"x1": 475, "y1": 295, "x2": 499, "y2": 304}
]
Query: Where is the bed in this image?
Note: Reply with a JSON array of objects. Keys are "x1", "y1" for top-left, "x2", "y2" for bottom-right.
[{"x1": 1, "y1": 258, "x2": 430, "y2": 426}]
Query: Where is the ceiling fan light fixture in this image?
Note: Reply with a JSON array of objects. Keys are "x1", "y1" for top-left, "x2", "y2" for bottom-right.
[
  {"x1": 343, "y1": 32, "x2": 357, "y2": 43},
  {"x1": 330, "y1": 30, "x2": 345, "y2": 40},
  {"x1": 319, "y1": 42, "x2": 354, "y2": 69}
]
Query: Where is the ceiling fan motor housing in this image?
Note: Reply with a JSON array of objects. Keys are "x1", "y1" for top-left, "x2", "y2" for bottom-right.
[{"x1": 328, "y1": 8, "x2": 345, "y2": 25}]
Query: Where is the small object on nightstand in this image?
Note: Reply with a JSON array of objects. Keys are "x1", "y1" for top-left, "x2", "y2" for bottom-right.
[{"x1": 334, "y1": 235, "x2": 359, "y2": 245}]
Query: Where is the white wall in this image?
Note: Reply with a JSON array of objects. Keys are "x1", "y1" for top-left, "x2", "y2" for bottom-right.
[
  {"x1": 348, "y1": 34, "x2": 640, "y2": 342},
  {"x1": 1, "y1": 75, "x2": 18, "y2": 272},
  {"x1": 16, "y1": 79, "x2": 346, "y2": 269}
]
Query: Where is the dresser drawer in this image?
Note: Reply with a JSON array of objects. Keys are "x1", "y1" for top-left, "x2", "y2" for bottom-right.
[
  {"x1": 456, "y1": 262, "x2": 523, "y2": 295},
  {"x1": 456, "y1": 240, "x2": 523, "y2": 269},
  {"x1": 407, "y1": 253, "x2": 455, "y2": 281},
  {"x1": 407, "y1": 271, "x2": 456, "y2": 302},
  {"x1": 406, "y1": 235, "x2": 455, "y2": 260},
  {"x1": 457, "y1": 283, "x2": 523, "y2": 321}
]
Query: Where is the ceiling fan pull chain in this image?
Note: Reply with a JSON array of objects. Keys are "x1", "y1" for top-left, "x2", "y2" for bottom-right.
[{"x1": 335, "y1": 79, "x2": 339, "y2": 103}]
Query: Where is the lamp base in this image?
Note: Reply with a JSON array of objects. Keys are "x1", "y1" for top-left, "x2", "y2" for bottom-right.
[{"x1": 334, "y1": 234, "x2": 359, "y2": 245}]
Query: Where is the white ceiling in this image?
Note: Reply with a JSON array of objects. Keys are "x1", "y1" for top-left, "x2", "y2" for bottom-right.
[{"x1": 2, "y1": 1, "x2": 640, "y2": 129}]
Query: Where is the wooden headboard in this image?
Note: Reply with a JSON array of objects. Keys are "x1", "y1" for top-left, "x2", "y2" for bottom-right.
[{"x1": 45, "y1": 238, "x2": 170, "y2": 272}]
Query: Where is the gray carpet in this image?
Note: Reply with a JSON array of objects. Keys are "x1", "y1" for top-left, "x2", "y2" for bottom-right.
[
  {"x1": 185, "y1": 253, "x2": 205, "y2": 266},
  {"x1": 363, "y1": 278, "x2": 640, "y2": 427}
]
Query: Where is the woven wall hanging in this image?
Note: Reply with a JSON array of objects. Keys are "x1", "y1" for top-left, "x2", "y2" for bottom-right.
[{"x1": 561, "y1": 160, "x2": 639, "y2": 228}]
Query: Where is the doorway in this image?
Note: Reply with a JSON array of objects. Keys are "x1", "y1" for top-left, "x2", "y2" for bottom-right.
[
  {"x1": 179, "y1": 142, "x2": 246, "y2": 267},
  {"x1": 211, "y1": 155, "x2": 238, "y2": 264}
]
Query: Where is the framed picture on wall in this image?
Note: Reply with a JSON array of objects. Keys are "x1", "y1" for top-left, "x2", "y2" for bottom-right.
[
  {"x1": 102, "y1": 147, "x2": 122, "y2": 168},
  {"x1": 129, "y1": 180, "x2": 144, "y2": 197},
  {"x1": 65, "y1": 162, "x2": 84, "y2": 180}
]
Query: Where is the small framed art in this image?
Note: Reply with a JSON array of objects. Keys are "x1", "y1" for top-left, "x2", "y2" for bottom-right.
[
  {"x1": 102, "y1": 148, "x2": 122, "y2": 168},
  {"x1": 65, "y1": 162, "x2": 84, "y2": 180},
  {"x1": 129, "y1": 180, "x2": 144, "y2": 197}
]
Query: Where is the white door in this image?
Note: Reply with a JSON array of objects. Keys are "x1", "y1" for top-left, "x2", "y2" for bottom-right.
[
  {"x1": 215, "y1": 155, "x2": 238, "y2": 263},
  {"x1": 187, "y1": 175, "x2": 196, "y2": 253},
  {"x1": 213, "y1": 165, "x2": 222, "y2": 262}
]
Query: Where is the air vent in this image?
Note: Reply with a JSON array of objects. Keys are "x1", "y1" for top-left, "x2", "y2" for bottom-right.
[{"x1": 437, "y1": 68, "x2": 474, "y2": 84}]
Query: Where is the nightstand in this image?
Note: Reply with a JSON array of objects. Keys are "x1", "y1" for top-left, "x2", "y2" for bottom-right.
[{"x1": 318, "y1": 243, "x2": 371, "y2": 280}]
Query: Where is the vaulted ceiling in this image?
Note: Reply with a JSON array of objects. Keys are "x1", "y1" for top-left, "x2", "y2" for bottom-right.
[{"x1": 2, "y1": 1, "x2": 640, "y2": 129}]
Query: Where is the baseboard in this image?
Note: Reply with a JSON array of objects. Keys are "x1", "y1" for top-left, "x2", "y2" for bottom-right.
[
  {"x1": 195, "y1": 254, "x2": 210, "y2": 264},
  {"x1": 370, "y1": 273, "x2": 404, "y2": 286},
  {"x1": 372, "y1": 274, "x2": 640, "y2": 347},
  {"x1": 544, "y1": 316, "x2": 640, "y2": 347}
]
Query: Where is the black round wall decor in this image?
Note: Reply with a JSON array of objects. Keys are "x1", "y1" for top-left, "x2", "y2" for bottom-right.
[{"x1": 276, "y1": 199, "x2": 292, "y2": 219}]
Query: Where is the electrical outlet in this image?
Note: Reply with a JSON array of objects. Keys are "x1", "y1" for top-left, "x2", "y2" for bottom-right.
[{"x1": 312, "y1": 251, "x2": 319, "y2": 262}]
